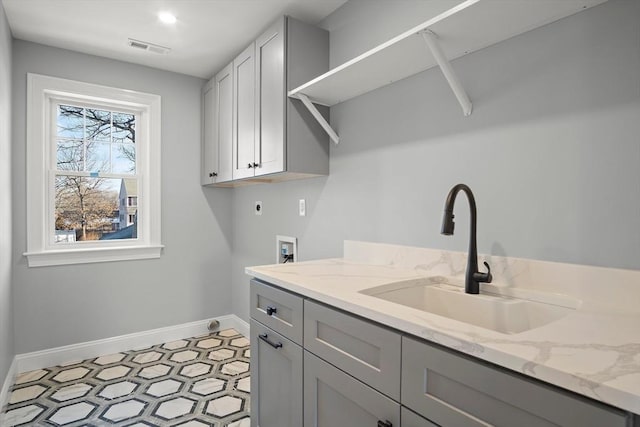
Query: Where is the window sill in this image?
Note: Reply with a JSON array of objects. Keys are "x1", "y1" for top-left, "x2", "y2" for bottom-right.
[{"x1": 24, "y1": 245, "x2": 164, "y2": 267}]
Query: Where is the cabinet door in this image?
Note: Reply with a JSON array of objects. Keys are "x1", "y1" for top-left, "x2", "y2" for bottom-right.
[
  {"x1": 233, "y1": 42, "x2": 256, "y2": 180},
  {"x1": 401, "y1": 407, "x2": 438, "y2": 427},
  {"x1": 304, "y1": 351, "x2": 400, "y2": 427},
  {"x1": 250, "y1": 320, "x2": 302, "y2": 427},
  {"x1": 201, "y1": 78, "x2": 217, "y2": 185},
  {"x1": 255, "y1": 17, "x2": 285, "y2": 176},
  {"x1": 215, "y1": 63, "x2": 233, "y2": 182}
]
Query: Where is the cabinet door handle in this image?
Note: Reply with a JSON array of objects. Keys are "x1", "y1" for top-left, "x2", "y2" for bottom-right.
[
  {"x1": 377, "y1": 421, "x2": 392, "y2": 427},
  {"x1": 253, "y1": 162, "x2": 259, "y2": 168},
  {"x1": 209, "y1": 172, "x2": 217, "y2": 177},
  {"x1": 248, "y1": 163, "x2": 253, "y2": 168},
  {"x1": 266, "y1": 306, "x2": 277, "y2": 316},
  {"x1": 259, "y1": 333, "x2": 283, "y2": 349}
]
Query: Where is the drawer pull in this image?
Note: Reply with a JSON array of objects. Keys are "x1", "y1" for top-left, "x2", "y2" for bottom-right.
[
  {"x1": 266, "y1": 306, "x2": 277, "y2": 316},
  {"x1": 377, "y1": 421, "x2": 392, "y2": 427},
  {"x1": 259, "y1": 333, "x2": 283, "y2": 349}
]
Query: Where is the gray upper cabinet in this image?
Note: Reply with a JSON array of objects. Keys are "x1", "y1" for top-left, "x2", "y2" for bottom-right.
[
  {"x1": 215, "y1": 64, "x2": 233, "y2": 183},
  {"x1": 201, "y1": 63, "x2": 233, "y2": 184},
  {"x1": 201, "y1": 78, "x2": 217, "y2": 185},
  {"x1": 254, "y1": 18, "x2": 285, "y2": 176},
  {"x1": 232, "y1": 42, "x2": 256, "y2": 180},
  {"x1": 203, "y1": 16, "x2": 329, "y2": 187},
  {"x1": 282, "y1": 17, "x2": 330, "y2": 179}
]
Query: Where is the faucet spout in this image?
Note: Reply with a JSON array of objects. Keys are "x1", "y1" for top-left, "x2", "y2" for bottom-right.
[{"x1": 441, "y1": 184, "x2": 492, "y2": 294}]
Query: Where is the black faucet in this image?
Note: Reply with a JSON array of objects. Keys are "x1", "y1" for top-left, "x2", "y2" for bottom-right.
[{"x1": 441, "y1": 184, "x2": 492, "y2": 294}]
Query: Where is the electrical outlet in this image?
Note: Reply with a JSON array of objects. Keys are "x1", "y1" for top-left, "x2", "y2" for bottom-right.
[
  {"x1": 299, "y1": 199, "x2": 306, "y2": 216},
  {"x1": 255, "y1": 201, "x2": 262, "y2": 216}
]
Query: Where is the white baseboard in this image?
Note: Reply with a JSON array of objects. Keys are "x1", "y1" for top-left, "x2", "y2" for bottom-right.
[
  {"x1": 224, "y1": 315, "x2": 249, "y2": 338},
  {"x1": 14, "y1": 314, "x2": 250, "y2": 374},
  {"x1": 0, "y1": 357, "x2": 17, "y2": 422}
]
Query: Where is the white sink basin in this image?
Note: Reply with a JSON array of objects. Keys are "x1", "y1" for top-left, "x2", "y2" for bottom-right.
[{"x1": 360, "y1": 277, "x2": 580, "y2": 334}]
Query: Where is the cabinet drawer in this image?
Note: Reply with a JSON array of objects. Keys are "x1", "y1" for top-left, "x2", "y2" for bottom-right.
[
  {"x1": 304, "y1": 350, "x2": 400, "y2": 427},
  {"x1": 250, "y1": 280, "x2": 303, "y2": 345},
  {"x1": 304, "y1": 300, "x2": 401, "y2": 400},
  {"x1": 402, "y1": 336, "x2": 630, "y2": 427},
  {"x1": 250, "y1": 320, "x2": 302, "y2": 427}
]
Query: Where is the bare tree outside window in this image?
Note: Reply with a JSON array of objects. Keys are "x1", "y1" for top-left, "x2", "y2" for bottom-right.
[{"x1": 55, "y1": 104, "x2": 137, "y2": 241}]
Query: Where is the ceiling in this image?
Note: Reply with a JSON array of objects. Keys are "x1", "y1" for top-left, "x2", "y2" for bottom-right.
[{"x1": 1, "y1": 0, "x2": 347, "y2": 79}]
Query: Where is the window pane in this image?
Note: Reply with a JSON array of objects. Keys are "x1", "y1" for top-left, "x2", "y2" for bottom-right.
[
  {"x1": 85, "y1": 108, "x2": 111, "y2": 141},
  {"x1": 112, "y1": 143, "x2": 136, "y2": 174},
  {"x1": 86, "y1": 142, "x2": 110, "y2": 173},
  {"x1": 55, "y1": 176, "x2": 124, "y2": 242},
  {"x1": 55, "y1": 106, "x2": 137, "y2": 174},
  {"x1": 112, "y1": 112, "x2": 135, "y2": 144},
  {"x1": 56, "y1": 140, "x2": 84, "y2": 171},
  {"x1": 57, "y1": 105, "x2": 84, "y2": 139}
]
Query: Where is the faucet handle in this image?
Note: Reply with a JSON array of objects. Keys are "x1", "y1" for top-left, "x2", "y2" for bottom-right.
[
  {"x1": 483, "y1": 261, "x2": 493, "y2": 283},
  {"x1": 474, "y1": 261, "x2": 493, "y2": 284}
]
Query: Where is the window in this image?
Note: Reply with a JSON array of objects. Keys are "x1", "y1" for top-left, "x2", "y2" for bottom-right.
[
  {"x1": 25, "y1": 74, "x2": 162, "y2": 267},
  {"x1": 55, "y1": 104, "x2": 136, "y2": 240}
]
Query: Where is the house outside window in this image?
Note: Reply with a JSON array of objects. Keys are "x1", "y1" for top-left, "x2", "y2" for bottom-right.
[
  {"x1": 117, "y1": 179, "x2": 138, "y2": 232},
  {"x1": 25, "y1": 74, "x2": 163, "y2": 267}
]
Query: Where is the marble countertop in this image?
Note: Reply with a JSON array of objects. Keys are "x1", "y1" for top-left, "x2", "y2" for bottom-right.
[{"x1": 246, "y1": 242, "x2": 640, "y2": 415}]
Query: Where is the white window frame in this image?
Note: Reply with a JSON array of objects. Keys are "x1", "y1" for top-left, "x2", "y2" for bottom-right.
[{"x1": 24, "y1": 73, "x2": 163, "y2": 267}]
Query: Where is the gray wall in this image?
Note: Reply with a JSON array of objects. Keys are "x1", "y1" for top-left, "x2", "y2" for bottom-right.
[
  {"x1": 11, "y1": 41, "x2": 233, "y2": 353},
  {"x1": 0, "y1": 2, "x2": 14, "y2": 383},
  {"x1": 231, "y1": 0, "x2": 640, "y2": 321},
  {"x1": 321, "y1": 0, "x2": 469, "y2": 68}
]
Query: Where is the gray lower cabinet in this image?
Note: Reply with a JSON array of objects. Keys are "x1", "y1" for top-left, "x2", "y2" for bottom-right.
[
  {"x1": 250, "y1": 320, "x2": 302, "y2": 427},
  {"x1": 402, "y1": 336, "x2": 631, "y2": 427},
  {"x1": 250, "y1": 279, "x2": 637, "y2": 427},
  {"x1": 401, "y1": 407, "x2": 438, "y2": 427},
  {"x1": 304, "y1": 350, "x2": 400, "y2": 427}
]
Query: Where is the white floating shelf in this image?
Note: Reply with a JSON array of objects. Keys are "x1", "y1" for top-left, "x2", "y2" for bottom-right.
[{"x1": 289, "y1": 0, "x2": 607, "y2": 108}]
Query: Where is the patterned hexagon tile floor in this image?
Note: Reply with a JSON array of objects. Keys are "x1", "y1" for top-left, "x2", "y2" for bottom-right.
[{"x1": 1, "y1": 328, "x2": 250, "y2": 426}]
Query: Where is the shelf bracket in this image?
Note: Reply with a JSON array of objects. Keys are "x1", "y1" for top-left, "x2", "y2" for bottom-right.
[
  {"x1": 420, "y1": 30, "x2": 473, "y2": 116},
  {"x1": 295, "y1": 93, "x2": 340, "y2": 145}
]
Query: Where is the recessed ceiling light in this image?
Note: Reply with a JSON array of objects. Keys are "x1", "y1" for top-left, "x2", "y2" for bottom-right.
[{"x1": 158, "y1": 11, "x2": 177, "y2": 25}]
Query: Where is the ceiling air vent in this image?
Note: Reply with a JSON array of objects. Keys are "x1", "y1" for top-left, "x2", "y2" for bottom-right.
[{"x1": 127, "y1": 38, "x2": 171, "y2": 55}]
